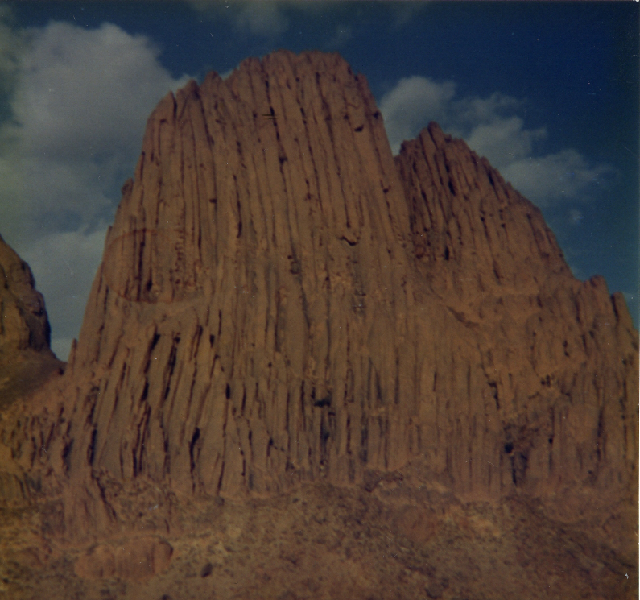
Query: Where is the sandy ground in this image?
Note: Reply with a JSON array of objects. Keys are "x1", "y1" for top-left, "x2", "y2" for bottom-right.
[{"x1": 0, "y1": 464, "x2": 636, "y2": 600}]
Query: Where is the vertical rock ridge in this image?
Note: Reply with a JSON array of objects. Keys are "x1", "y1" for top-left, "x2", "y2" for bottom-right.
[
  {"x1": 56, "y1": 51, "x2": 424, "y2": 508},
  {"x1": 396, "y1": 121, "x2": 637, "y2": 499},
  {"x1": 0, "y1": 51, "x2": 635, "y2": 541},
  {"x1": 396, "y1": 122, "x2": 569, "y2": 304}
]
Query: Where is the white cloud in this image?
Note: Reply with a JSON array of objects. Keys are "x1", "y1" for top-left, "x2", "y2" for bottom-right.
[
  {"x1": 11, "y1": 23, "x2": 187, "y2": 158},
  {"x1": 390, "y1": 3, "x2": 429, "y2": 28},
  {"x1": 1, "y1": 22, "x2": 190, "y2": 234},
  {"x1": 235, "y1": 2, "x2": 289, "y2": 36},
  {"x1": 188, "y1": 1, "x2": 289, "y2": 37},
  {"x1": 218, "y1": 67, "x2": 235, "y2": 80},
  {"x1": 0, "y1": 20, "x2": 191, "y2": 358},
  {"x1": 324, "y1": 24, "x2": 353, "y2": 49},
  {"x1": 20, "y1": 227, "x2": 108, "y2": 361},
  {"x1": 464, "y1": 116, "x2": 546, "y2": 169},
  {"x1": 501, "y1": 150, "x2": 614, "y2": 206},
  {"x1": 0, "y1": 7, "x2": 26, "y2": 97},
  {"x1": 568, "y1": 208, "x2": 583, "y2": 225},
  {"x1": 451, "y1": 93, "x2": 521, "y2": 127},
  {"x1": 380, "y1": 76, "x2": 612, "y2": 206},
  {"x1": 380, "y1": 76, "x2": 455, "y2": 154}
]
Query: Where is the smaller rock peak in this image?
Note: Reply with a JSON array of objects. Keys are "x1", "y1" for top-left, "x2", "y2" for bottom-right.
[
  {"x1": 178, "y1": 79, "x2": 200, "y2": 99},
  {"x1": 425, "y1": 121, "x2": 452, "y2": 145},
  {"x1": 201, "y1": 70, "x2": 222, "y2": 87},
  {"x1": 426, "y1": 121, "x2": 443, "y2": 136}
]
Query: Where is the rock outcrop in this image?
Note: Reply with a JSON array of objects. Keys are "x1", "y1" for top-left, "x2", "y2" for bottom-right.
[
  {"x1": 0, "y1": 234, "x2": 63, "y2": 504},
  {"x1": 0, "y1": 233, "x2": 62, "y2": 407},
  {"x1": 74, "y1": 537, "x2": 173, "y2": 582},
  {"x1": 1, "y1": 51, "x2": 636, "y2": 540},
  {"x1": 395, "y1": 124, "x2": 638, "y2": 499},
  {"x1": 0, "y1": 234, "x2": 52, "y2": 359}
]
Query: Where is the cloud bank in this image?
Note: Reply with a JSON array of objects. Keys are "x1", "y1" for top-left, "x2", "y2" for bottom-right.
[
  {"x1": 0, "y1": 19, "x2": 190, "y2": 360},
  {"x1": 380, "y1": 76, "x2": 613, "y2": 206},
  {"x1": 188, "y1": 0, "x2": 290, "y2": 38}
]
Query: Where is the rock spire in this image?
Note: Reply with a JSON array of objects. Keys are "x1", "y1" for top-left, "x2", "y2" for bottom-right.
[{"x1": 2, "y1": 51, "x2": 636, "y2": 530}]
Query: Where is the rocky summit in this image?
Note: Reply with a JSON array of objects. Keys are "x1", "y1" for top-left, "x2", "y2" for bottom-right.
[{"x1": 0, "y1": 51, "x2": 637, "y2": 600}]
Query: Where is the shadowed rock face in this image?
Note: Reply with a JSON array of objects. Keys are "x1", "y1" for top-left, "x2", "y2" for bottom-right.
[
  {"x1": 0, "y1": 235, "x2": 62, "y2": 408},
  {"x1": 1, "y1": 51, "x2": 636, "y2": 538},
  {"x1": 0, "y1": 235, "x2": 63, "y2": 504},
  {"x1": 0, "y1": 234, "x2": 51, "y2": 357}
]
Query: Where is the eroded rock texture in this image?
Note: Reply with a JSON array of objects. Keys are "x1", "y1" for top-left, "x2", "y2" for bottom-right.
[
  {"x1": 0, "y1": 234, "x2": 51, "y2": 358},
  {"x1": 0, "y1": 234, "x2": 62, "y2": 503},
  {"x1": 2, "y1": 52, "x2": 636, "y2": 536},
  {"x1": 395, "y1": 124, "x2": 638, "y2": 498}
]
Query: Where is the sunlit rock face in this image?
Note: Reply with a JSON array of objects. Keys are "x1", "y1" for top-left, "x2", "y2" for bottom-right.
[{"x1": 2, "y1": 51, "x2": 636, "y2": 535}]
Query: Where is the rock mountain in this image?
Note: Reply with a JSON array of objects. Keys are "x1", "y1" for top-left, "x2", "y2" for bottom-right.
[{"x1": 0, "y1": 51, "x2": 637, "y2": 599}]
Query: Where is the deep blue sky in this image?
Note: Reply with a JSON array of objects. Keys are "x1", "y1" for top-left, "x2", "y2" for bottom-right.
[{"x1": 1, "y1": 2, "x2": 638, "y2": 358}]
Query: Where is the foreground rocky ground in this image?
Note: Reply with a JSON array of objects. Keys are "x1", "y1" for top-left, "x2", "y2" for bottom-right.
[{"x1": 1, "y1": 461, "x2": 636, "y2": 600}]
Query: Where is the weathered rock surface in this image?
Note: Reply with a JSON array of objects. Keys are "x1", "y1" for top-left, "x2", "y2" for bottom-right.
[
  {"x1": 2, "y1": 479, "x2": 637, "y2": 600},
  {"x1": 0, "y1": 50, "x2": 636, "y2": 556},
  {"x1": 0, "y1": 234, "x2": 51, "y2": 357},
  {"x1": 395, "y1": 123, "x2": 638, "y2": 500},
  {"x1": 0, "y1": 235, "x2": 63, "y2": 505},
  {"x1": 74, "y1": 537, "x2": 173, "y2": 582}
]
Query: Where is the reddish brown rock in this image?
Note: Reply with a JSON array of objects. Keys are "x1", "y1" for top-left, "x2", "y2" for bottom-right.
[
  {"x1": 396, "y1": 123, "x2": 638, "y2": 500},
  {"x1": 0, "y1": 235, "x2": 63, "y2": 504},
  {"x1": 0, "y1": 235, "x2": 62, "y2": 401},
  {"x1": 0, "y1": 234, "x2": 52, "y2": 357},
  {"x1": 74, "y1": 536, "x2": 173, "y2": 581},
  {"x1": 55, "y1": 50, "x2": 423, "y2": 503},
  {"x1": 1, "y1": 51, "x2": 636, "y2": 551}
]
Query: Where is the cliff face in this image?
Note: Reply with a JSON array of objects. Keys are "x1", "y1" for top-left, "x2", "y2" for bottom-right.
[
  {"x1": 0, "y1": 234, "x2": 62, "y2": 405},
  {"x1": 0, "y1": 234, "x2": 52, "y2": 358},
  {"x1": 0, "y1": 234, "x2": 62, "y2": 503},
  {"x1": 396, "y1": 124, "x2": 638, "y2": 498},
  {"x1": 2, "y1": 51, "x2": 636, "y2": 529}
]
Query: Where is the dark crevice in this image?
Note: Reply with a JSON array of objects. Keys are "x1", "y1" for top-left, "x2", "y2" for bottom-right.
[
  {"x1": 509, "y1": 450, "x2": 528, "y2": 486},
  {"x1": 488, "y1": 381, "x2": 499, "y2": 410},
  {"x1": 360, "y1": 422, "x2": 368, "y2": 463},
  {"x1": 87, "y1": 429, "x2": 97, "y2": 466},
  {"x1": 313, "y1": 395, "x2": 331, "y2": 408},
  {"x1": 189, "y1": 427, "x2": 201, "y2": 473},
  {"x1": 596, "y1": 408, "x2": 604, "y2": 461},
  {"x1": 63, "y1": 440, "x2": 73, "y2": 473}
]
